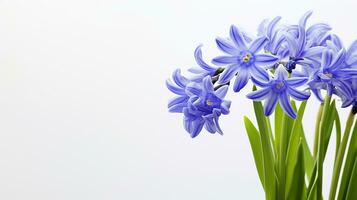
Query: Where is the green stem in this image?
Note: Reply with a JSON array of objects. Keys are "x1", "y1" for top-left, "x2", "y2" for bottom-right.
[
  {"x1": 328, "y1": 109, "x2": 356, "y2": 200},
  {"x1": 314, "y1": 104, "x2": 324, "y2": 158},
  {"x1": 278, "y1": 113, "x2": 289, "y2": 200},
  {"x1": 317, "y1": 95, "x2": 331, "y2": 200}
]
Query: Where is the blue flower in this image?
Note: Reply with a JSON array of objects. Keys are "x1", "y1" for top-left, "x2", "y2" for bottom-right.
[
  {"x1": 166, "y1": 69, "x2": 190, "y2": 113},
  {"x1": 284, "y1": 11, "x2": 326, "y2": 71},
  {"x1": 188, "y1": 45, "x2": 220, "y2": 82},
  {"x1": 257, "y1": 16, "x2": 289, "y2": 59},
  {"x1": 183, "y1": 76, "x2": 231, "y2": 137},
  {"x1": 212, "y1": 25, "x2": 279, "y2": 92},
  {"x1": 308, "y1": 48, "x2": 357, "y2": 101},
  {"x1": 338, "y1": 78, "x2": 357, "y2": 108},
  {"x1": 247, "y1": 66, "x2": 310, "y2": 118}
]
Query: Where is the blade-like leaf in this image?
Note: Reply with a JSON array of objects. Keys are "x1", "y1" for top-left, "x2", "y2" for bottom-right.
[
  {"x1": 286, "y1": 101, "x2": 307, "y2": 195},
  {"x1": 287, "y1": 140, "x2": 306, "y2": 200},
  {"x1": 244, "y1": 116, "x2": 265, "y2": 188},
  {"x1": 337, "y1": 118, "x2": 357, "y2": 200},
  {"x1": 253, "y1": 90, "x2": 276, "y2": 200},
  {"x1": 345, "y1": 157, "x2": 357, "y2": 200}
]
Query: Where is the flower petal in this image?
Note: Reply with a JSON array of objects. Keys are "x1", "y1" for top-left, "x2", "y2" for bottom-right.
[
  {"x1": 168, "y1": 96, "x2": 188, "y2": 108},
  {"x1": 302, "y1": 46, "x2": 325, "y2": 58},
  {"x1": 230, "y1": 25, "x2": 248, "y2": 50},
  {"x1": 249, "y1": 36, "x2": 268, "y2": 53},
  {"x1": 194, "y1": 45, "x2": 216, "y2": 72},
  {"x1": 202, "y1": 76, "x2": 214, "y2": 92},
  {"x1": 216, "y1": 37, "x2": 239, "y2": 55},
  {"x1": 264, "y1": 94, "x2": 278, "y2": 116},
  {"x1": 218, "y1": 64, "x2": 239, "y2": 84},
  {"x1": 329, "y1": 48, "x2": 346, "y2": 71},
  {"x1": 212, "y1": 56, "x2": 237, "y2": 65},
  {"x1": 255, "y1": 54, "x2": 279, "y2": 68},
  {"x1": 321, "y1": 49, "x2": 333, "y2": 68},
  {"x1": 279, "y1": 92, "x2": 297, "y2": 118},
  {"x1": 286, "y1": 77, "x2": 308, "y2": 86},
  {"x1": 166, "y1": 79, "x2": 185, "y2": 95},
  {"x1": 168, "y1": 102, "x2": 187, "y2": 113},
  {"x1": 288, "y1": 87, "x2": 310, "y2": 101},
  {"x1": 247, "y1": 87, "x2": 271, "y2": 100},
  {"x1": 215, "y1": 85, "x2": 229, "y2": 99},
  {"x1": 250, "y1": 65, "x2": 270, "y2": 81},
  {"x1": 172, "y1": 69, "x2": 188, "y2": 88},
  {"x1": 233, "y1": 69, "x2": 250, "y2": 92}
]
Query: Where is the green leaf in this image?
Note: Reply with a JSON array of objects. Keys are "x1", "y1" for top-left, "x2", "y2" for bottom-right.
[
  {"x1": 253, "y1": 97, "x2": 276, "y2": 200},
  {"x1": 287, "y1": 140, "x2": 306, "y2": 200},
  {"x1": 275, "y1": 103, "x2": 283, "y2": 154},
  {"x1": 244, "y1": 116, "x2": 265, "y2": 188},
  {"x1": 334, "y1": 109, "x2": 341, "y2": 161},
  {"x1": 286, "y1": 101, "x2": 307, "y2": 195},
  {"x1": 321, "y1": 100, "x2": 337, "y2": 160},
  {"x1": 345, "y1": 157, "x2": 357, "y2": 200},
  {"x1": 337, "y1": 118, "x2": 357, "y2": 200},
  {"x1": 307, "y1": 162, "x2": 318, "y2": 200}
]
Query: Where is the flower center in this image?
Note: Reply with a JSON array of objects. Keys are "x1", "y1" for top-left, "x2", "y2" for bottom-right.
[
  {"x1": 242, "y1": 53, "x2": 251, "y2": 63},
  {"x1": 206, "y1": 100, "x2": 214, "y2": 106},
  {"x1": 324, "y1": 73, "x2": 333, "y2": 78},
  {"x1": 272, "y1": 80, "x2": 286, "y2": 93}
]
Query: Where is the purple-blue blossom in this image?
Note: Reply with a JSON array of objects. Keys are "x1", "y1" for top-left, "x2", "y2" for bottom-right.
[
  {"x1": 247, "y1": 66, "x2": 310, "y2": 118},
  {"x1": 213, "y1": 25, "x2": 279, "y2": 92}
]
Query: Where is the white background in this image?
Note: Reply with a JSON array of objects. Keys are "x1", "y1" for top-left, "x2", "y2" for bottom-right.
[{"x1": 0, "y1": 0, "x2": 355, "y2": 199}]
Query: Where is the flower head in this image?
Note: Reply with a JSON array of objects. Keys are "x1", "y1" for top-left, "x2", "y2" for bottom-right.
[
  {"x1": 183, "y1": 76, "x2": 231, "y2": 137},
  {"x1": 247, "y1": 66, "x2": 310, "y2": 118},
  {"x1": 212, "y1": 25, "x2": 279, "y2": 92},
  {"x1": 308, "y1": 48, "x2": 357, "y2": 101},
  {"x1": 189, "y1": 45, "x2": 220, "y2": 82}
]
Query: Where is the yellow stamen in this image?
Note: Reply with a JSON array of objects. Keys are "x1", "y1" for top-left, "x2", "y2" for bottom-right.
[
  {"x1": 242, "y1": 53, "x2": 251, "y2": 62},
  {"x1": 206, "y1": 100, "x2": 213, "y2": 106}
]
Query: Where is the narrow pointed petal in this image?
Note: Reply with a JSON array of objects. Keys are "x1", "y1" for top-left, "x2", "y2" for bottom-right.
[
  {"x1": 203, "y1": 76, "x2": 214, "y2": 92},
  {"x1": 168, "y1": 96, "x2": 188, "y2": 108},
  {"x1": 255, "y1": 54, "x2": 279, "y2": 67},
  {"x1": 217, "y1": 64, "x2": 239, "y2": 84},
  {"x1": 212, "y1": 56, "x2": 237, "y2": 65},
  {"x1": 302, "y1": 46, "x2": 325, "y2": 58},
  {"x1": 215, "y1": 85, "x2": 229, "y2": 99},
  {"x1": 329, "y1": 49, "x2": 346, "y2": 71},
  {"x1": 267, "y1": 16, "x2": 281, "y2": 38},
  {"x1": 230, "y1": 25, "x2": 248, "y2": 50},
  {"x1": 185, "y1": 83, "x2": 201, "y2": 96},
  {"x1": 194, "y1": 45, "x2": 216, "y2": 71},
  {"x1": 249, "y1": 36, "x2": 268, "y2": 53},
  {"x1": 203, "y1": 117, "x2": 216, "y2": 133},
  {"x1": 189, "y1": 119, "x2": 205, "y2": 138},
  {"x1": 321, "y1": 49, "x2": 333, "y2": 68},
  {"x1": 264, "y1": 94, "x2": 278, "y2": 116},
  {"x1": 284, "y1": 33, "x2": 299, "y2": 57},
  {"x1": 279, "y1": 92, "x2": 297, "y2": 118},
  {"x1": 233, "y1": 69, "x2": 250, "y2": 92},
  {"x1": 250, "y1": 65, "x2": 270, "y2": 81},
  {"x1": 221, "y1": 100, "x2": 231, "y2": 114},
  {"x1": 168, "y1": 102, "x2": 187, "y2": 113},
  {"x1": 276, "y1": 65, "x2": 288, "y2": 80},
  {"x1": 166, "y1": 80, "x2": 185, "y2": 95},
  {"x1": 299, "y1": 11, "x2": 313, "y2": 28},
  {"x1": 216, "y1": 37, "x2": 239, "y2": 55},
  {"x1": 286, "y1": 77, "x2": 308, "y2": 86},
  {"x1": 251, "y1": 77, "x2": 270, "y2": 87},
  {"x1": 172, "y1": 69, "x2": 188, "y2": 88},
  {"x1": 247, "y1": 87, "x2": 271, "y2": 100},
  {"x1": 288, "y1": 87, "x2": 310, "y2": 101}
]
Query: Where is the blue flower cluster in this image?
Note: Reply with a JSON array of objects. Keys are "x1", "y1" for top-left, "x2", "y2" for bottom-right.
[{"x1": 167, "y1": 11, "x2": 357, "y2": 137}]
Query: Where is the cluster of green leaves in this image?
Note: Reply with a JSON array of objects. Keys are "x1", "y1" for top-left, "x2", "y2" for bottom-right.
[{"x1": 244, "y1": 94, "x2": 357, "y2": 200}]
